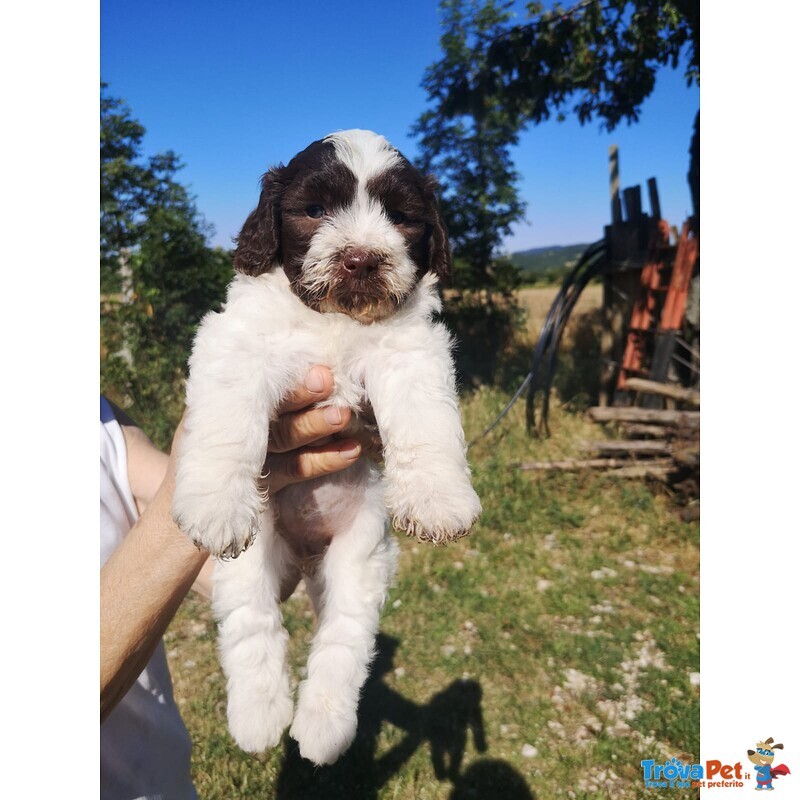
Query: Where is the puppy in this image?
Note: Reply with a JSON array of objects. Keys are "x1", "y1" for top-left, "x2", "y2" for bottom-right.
[{"x1": 172, "y1": 130, "x2": 481, "y2": 766}]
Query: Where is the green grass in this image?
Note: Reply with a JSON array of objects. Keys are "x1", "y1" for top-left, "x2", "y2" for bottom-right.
[{"x1": 165, "y1": 385, "x2": 699, "y2": 800}]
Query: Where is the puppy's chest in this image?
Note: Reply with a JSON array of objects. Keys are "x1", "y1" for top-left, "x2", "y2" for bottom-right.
[
  {"x1": 301, "y1": 325, "x2": 373, "y2": 416},
  {"x1": 318, "y1": 360, "x2": 377, "y2": 445},
  {"x1": 319, "y1": 361, "x2": 367, "y2": 413}
]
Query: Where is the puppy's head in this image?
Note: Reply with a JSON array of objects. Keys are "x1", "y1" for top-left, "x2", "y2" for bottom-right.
[{"x1": 233, "y1": 130, "x2": 451, "y2": 323}]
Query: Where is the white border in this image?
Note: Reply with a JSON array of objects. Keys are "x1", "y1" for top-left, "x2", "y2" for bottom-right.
[{"x1": 2, "y1": 1, "x2": 98, "y2": 794}]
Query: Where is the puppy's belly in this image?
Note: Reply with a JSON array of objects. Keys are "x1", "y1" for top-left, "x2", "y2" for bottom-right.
[{"x1": 274, "y1": 459, "x2": 377, "y2": 561}]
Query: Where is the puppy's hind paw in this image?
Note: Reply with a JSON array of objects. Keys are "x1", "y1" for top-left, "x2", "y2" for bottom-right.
[
  {"x1": 289, "y1": 694, "x2": 358, "y2": 766},
  {"x1": 227, "y1": 680, "x2": 294, "y2": 753}
]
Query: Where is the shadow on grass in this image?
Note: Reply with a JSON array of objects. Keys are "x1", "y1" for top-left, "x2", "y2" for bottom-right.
[
  {"x1": 448, "y1": 759, "x2": 536, "y2": 800},
  {"x1": 276, "y1": 634, "x2": 534, "y2": 799}
]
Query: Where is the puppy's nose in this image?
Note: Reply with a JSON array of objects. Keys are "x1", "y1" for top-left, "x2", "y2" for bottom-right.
[{"x1": 342, "y1": 249, "x2": 379, "y2": 279}]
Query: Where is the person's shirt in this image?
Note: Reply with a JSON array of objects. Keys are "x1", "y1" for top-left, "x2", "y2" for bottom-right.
[{"x1": 100, "y1": 396, "x2": 197, "y2": 800}]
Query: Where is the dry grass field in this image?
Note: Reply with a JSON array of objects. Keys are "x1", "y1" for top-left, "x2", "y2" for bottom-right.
[
  {"x1": 516, "y1": 284, "x2": 603, "y2": 342},
  {"x1": 164, "y1": 285, "x2": 699, "y2": 800}
]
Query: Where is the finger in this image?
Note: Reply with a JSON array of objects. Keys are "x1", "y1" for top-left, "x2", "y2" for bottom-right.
[
  {"x1": 277, "y1": 366, "x2": 334, "y2": 414},
  {"x1": 269, "y1": 405, "x2": 352, "y2": 454},
  {"x1": 266, "y1": 440, "x2": 362, "y2": 492}
]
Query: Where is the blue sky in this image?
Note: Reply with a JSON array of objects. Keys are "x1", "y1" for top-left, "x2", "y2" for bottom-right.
[{"x1": 101, "y1": 0, "x2": 699, "y2": 253}]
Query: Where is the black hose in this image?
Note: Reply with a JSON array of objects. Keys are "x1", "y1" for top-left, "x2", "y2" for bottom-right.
[
  {"x1": 525, "y1": 240, "x2": 606, "y2": 434},
  {"x1": 468, "y1": 240, "x2": 606, "y2": 446},
  {"x1": 536, "y1": 248, "x2": 607, "y2": 435}
]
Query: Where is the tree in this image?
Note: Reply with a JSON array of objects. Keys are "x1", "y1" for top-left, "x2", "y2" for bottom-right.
[
  {"x1": 413, "y1": 0, "x2": 527, "y2": 297},
  {"x1": 412, "y1": 0, "x2": 530, "y2": 385},
  {"x1": 435, "y1": 0, "x2": 700, "y2": 220},
  {"x1": 100, "y1": 83, "x2": 231, "y2": 446}
]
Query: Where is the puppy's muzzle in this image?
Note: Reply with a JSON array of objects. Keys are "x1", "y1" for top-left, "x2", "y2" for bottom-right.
[{"x1": 341, "y1": 248, "x2": 379, "y2": 281}]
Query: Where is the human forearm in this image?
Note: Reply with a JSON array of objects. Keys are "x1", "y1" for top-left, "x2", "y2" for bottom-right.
[
  {"x1": 100, "y1": 367, "x2": 367, "y2": 718},
  {"x1": 100, "y1": 457, "x2": 208, "y2": 721}
]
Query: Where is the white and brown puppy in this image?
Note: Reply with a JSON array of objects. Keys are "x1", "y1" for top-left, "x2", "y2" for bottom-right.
[{"x1": 172, "y1": 130, "x2": 481, "y2": 766}]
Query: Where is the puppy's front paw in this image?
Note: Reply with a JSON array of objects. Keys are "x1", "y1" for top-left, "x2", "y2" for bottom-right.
[
  {"x1": 172, "y1": 478, "x2": 262, "y2": 558},
  {"x1": 391, "y1": 480, "x2": 481, "y2": 545}
]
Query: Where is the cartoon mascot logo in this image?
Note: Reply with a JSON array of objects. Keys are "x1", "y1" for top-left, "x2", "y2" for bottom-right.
[{"x1": 747, "y1": 737, "x2": 791, "y2": 791}]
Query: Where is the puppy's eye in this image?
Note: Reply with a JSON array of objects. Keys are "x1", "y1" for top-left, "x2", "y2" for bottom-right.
[
  {"x1": 386, "y1": 210, "x2": 406, "y2": 225},
  {"x1": 306, "y1": 205, "x2": 325, "y2": 219}
]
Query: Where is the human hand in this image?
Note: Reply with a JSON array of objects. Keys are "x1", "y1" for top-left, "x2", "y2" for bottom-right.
[{"x1": 261, "y1": 365, "x2": 368, "y2": 495}]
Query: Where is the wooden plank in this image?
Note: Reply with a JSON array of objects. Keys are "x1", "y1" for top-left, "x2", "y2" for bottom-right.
[
  {"x1": 646, "y1": 330, "x2": 677, "y2": 400},
  {"x1": 660, "y1": 220, "x2": 698, "y2": 331},
  {"x1": 621, "y1": 423, "x2": 669, "y2": 437},
  {"x1": 588, "y1": 407, "x2": 700, "y2": 426},
  {"x1": 623, "y1": 186, "x2": 642, "y2": 222},
  {"x1": 581, "y1": 440, "x2": 671, "y2": 456},
  {"x1": 616, "y1": 221, "x2": 672, "y2": 391},
  {"x1": 609, "y1": 145, "x2": 622, "y2": 224},
  {"x1": 624, "y1": 377, "x2": 700, "y2": 406},
  {"x1": 599, "y1": 267, "x2": 642, "y2": 405},
  {"x1": 606, "y1": 464, "x2": 674, "y2": 479},
  {"x1": 647, "y1": 177, "x2": 662, "y2": 221},
  {"x1": 518, "y1": 458, "x2": 674, "y2": 472}
]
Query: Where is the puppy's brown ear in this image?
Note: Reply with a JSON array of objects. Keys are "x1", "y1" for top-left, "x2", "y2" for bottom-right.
[
  {"x1": 233, "y1": 168, "x2": 285, "y2": 275},
  {"x1": 424, "y1": 177, "x2": 453, "y2": 282}
]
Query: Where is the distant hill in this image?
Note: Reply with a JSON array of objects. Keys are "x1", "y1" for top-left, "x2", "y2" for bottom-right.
[{"x1": 509, "y1": 243, "x2": 591, "y2": 276}]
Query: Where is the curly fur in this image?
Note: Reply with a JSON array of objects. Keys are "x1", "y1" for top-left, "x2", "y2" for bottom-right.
[{"x1": 172, "y1": 130, "x2": 480, "y2": 766}]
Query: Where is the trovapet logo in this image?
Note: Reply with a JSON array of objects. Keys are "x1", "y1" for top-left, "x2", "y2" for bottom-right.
[
  {"x1": 640, "y1": 737, "x2": 791, "y2": 791},
  {"x1": 640, "y1": 757, "x2": 742, "y2": 789}
]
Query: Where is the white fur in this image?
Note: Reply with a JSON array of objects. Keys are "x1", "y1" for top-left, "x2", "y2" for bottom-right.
[
  {"x1": 325, "y1": 129, "x2": 400, "y2": 181},
  {"x1": 172, "y1": 132, "x2": 481, "y2": 766}
]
